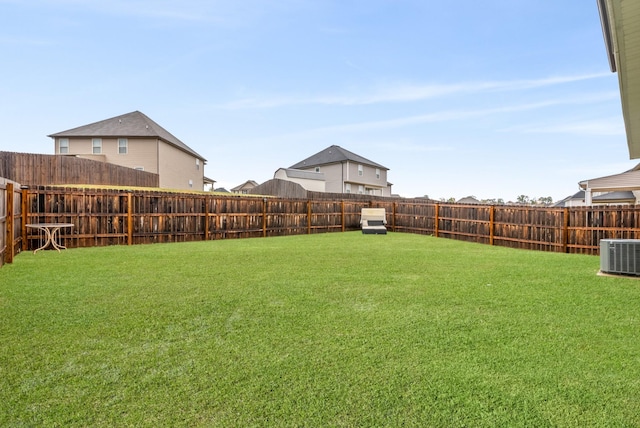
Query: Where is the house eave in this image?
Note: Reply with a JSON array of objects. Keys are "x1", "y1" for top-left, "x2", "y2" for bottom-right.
[{"x1": 599, "y1": 0, "x2": 640, "y2": 159}]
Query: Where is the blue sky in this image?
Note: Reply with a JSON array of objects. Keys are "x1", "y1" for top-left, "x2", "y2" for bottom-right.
[{"x1": 0, "y1": 0, "x2": 634, "y2": 201}]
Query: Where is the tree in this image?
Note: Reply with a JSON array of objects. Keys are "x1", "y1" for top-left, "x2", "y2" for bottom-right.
[
  {"x1": 536, "y1": 196, "x2": 553, "y2": 205},
  {"x1": 516, "y1": 195, "x2": 530, "y2": 205}
]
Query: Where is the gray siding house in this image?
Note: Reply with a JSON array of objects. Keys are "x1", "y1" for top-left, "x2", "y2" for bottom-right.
[
  {"x1": 288, "y1": 145, "x2": 391, "y2": 196},
  {"x1": 49, "y1": 111, "x2": 207, "y2": 190}
]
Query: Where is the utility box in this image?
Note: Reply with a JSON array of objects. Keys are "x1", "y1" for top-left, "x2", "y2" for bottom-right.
[{"x1": 600, "y1": 239, "x2": 640, "y2": 276}]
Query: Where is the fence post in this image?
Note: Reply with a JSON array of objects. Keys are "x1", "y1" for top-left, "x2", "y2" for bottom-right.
[
  {"x1": 307, "y1": 200, "x2": 312, "y2": 234},
  {"x1": 127, "y1": 191, "x2": 133, "y2": 245},
  {"x1": 204, "y1": 196, "x2": 210, "y2": 241},
  {"x1": 562, "y1": 207, "x2": 569, "y2": 253},
  {"x1": 392, "y1": 202, "x2": 397, "y2": 232},
  {"x1": 262, "y1": 198, "x2": 267, "y2": 237},
  {"x1": 341, "y1": 201, "x2": 345, "y2": 232},
  {"x1": 21, "y1": 186, "x2": 28, "y2": 252},
  {"x1": 434, "y1": 203, "x2": 440, "y2": 237},
  {"x1": 6, "y1": 183, "x2": 14, "y2": 264},
  {"x1": 489, "y1": 205, "x2": 495, "y2": 246}
]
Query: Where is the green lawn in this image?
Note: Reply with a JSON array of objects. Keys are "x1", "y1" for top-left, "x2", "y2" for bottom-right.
[{"x1": 1, "y1": 232, "x2": 639, "y2": 427}]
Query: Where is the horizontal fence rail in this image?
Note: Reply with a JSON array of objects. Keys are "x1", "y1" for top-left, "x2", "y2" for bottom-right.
[{"x1": 5, "y1": 185, "x2": 640, "y2": 259}]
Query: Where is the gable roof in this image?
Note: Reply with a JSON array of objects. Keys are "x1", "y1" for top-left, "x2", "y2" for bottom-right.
[
  {"x1": 231, "y1": 180, "x2": 259, "y2": 192},
  {"x1": 456, "y1": 196, "x2": 481, "y2": 204},
  {"x1": 48, "y1": 110, "x2": 206, "y2": 161},
  {"x1": 289, "y1": 145, "x2": 388, "y2": 170}
]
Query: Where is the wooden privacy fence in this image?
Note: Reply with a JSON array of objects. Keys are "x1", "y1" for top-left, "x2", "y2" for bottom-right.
[
  {"x1": 0, "y1": 151, "x2": 158, "y2": 187},
  {"x1": 20, "y1": 187, "x2": 368, "y2": 249},
  {"x1": 6, "y1": 185, "x2": 640, "y2": 265}
]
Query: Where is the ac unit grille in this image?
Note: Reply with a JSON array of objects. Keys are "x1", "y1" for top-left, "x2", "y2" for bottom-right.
[{"x1": 600, "y1": 239, "x2": 640, "y2": 276}]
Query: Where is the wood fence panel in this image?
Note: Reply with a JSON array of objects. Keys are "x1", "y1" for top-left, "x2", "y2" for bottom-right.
[
  {"x1": 492, "y1": 206, "x2": 564, "y2": 252},
  {"x1": 393, "y1": 202, "x2": 436, "y2": 235},
  {"x1": 0, "y1": 151, "x2": 158, "y2": 187},
  {"x1": 565, "y1": 206, "x2": 640, "y2": 255},
  {"x1": 436, "y1": 204, "x2": 492, "y2": 244},
  {"x1": 263, "y1": 199, "x2": 308, "y2": 237},
  {"x1": 0, "y1": 182, "x2": 5, "y2": 266}
]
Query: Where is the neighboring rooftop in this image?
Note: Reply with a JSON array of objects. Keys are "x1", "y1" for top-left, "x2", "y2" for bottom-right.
[
  {"x1": 290, "y1": 145, "x2": 388, "y2": 170},
  {"x1": 49, "y1": 110, "x2": 206, "y2": 161}
]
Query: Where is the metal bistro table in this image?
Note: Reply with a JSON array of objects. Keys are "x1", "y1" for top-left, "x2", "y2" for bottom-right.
[{"x1": 26, "y1": 223, "x2": 75, "y2": 254}]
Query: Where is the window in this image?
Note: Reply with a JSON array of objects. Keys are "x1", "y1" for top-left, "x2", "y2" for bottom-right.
[
  {"x1": 118, "y1": 138, "x2": 128, "y2": 154},
  {"x1": 358, "y1": 164, "x2": 363, "y2": 176},
  {"x1": 345, "y1": 183, "x2": 351, "y2": 193},
  {"x1": 376, "y1": 168, "x2": 380, "y2": 179},
  {"x1": 315, "y1": 167, "x2": 320, "y2": 172},
  {"x1": 134, "y1": 166, "x2": 144, "y2": 171},
  {"x1": 196, "y1": 159, "x2": 200, "y2": 170},
  {"x1": 58, "y1": 138, "x2": 69, "y2": 154},
  {"x1": 358, "y1": 185, "x2": 364, "y2": 194},
  {"x1": 92, "y1": 138, "x2": 102, "y2": 154}
]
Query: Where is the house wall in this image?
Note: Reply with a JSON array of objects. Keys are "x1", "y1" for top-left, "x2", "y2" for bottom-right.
[
  {"x1": 317, "y1": 163, "x2": 344, "y2": 193},
  {"x1": 343, "y1": 162, "x2": 389, "y2": 196},
  {"x1": 56, "y1": 137, "x2": 160, "y2": 173},
  {"x1": 158, "y1": 142, "x2": 203, "y2": 190},
  {"x1": 55, "y1": 137, "x2": 204, "y2": 190},
  {"x1": 299, "y1": 162, "x2": 390, "y2": 195}
]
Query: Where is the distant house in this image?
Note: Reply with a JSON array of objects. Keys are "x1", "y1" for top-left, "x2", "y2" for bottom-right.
[
  {"x1": 553, "y1": 191, "x2": 586, "y2": 207},
  {"x1": 49, "y1": 111, "x2": 207, "y2": 190},
  {"x1": 456, "y1": 196, "x2": 481, "y2": 204},
  {"x1": 286, "y1": 145, "x2": 391, "y2": 196},
  {"x1": 231, "y1": 180, "x2": 259, "y2": 194},
  {"x1": 557, "y1": 164, "x2": 640, "y2": 206}
]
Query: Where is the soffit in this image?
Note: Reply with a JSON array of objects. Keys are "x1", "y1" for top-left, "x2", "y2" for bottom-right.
[{"x1": 609, "y1": 0, "x2": 640, "y2": 158}]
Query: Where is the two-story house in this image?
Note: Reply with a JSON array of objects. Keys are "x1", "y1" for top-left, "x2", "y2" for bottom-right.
[
  {"x1": 49, "y1": 111, "x2": 207, "y2": 190},
  {"x1": 288, "y1": 145, "x2": 391, "y2": 196}
]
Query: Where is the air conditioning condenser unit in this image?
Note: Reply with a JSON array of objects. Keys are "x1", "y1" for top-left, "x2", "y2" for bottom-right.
[{"x1": 600, "y1": 239, "x2": 640, "y2": 276}]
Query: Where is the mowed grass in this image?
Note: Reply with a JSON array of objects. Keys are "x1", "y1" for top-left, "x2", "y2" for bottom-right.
[{"x1": 1, "y1": 232, "x2": 640, "y2": 427}]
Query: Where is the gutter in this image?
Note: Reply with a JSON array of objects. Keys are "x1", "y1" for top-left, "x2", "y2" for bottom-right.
[{"x1": 597, "y1": 0, "x2": 617, "y2": 72}]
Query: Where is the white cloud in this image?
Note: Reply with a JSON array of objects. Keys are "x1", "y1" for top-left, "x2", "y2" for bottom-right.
[
  {"x1": 247, "y1": 93, "x2": 619, "y2": 146},
  {"x1": 219, "y1": 72, "x2": 613, "y2": 109},
  {"x1": 0, "y1": 36, "x2": 54, "y2": 46},
  {"x1": 514, "y1": 119, "x2": 625, "y2": 136},
  {"x1": 308, "y1": 95, "x2": 619, "y2": 134}
]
